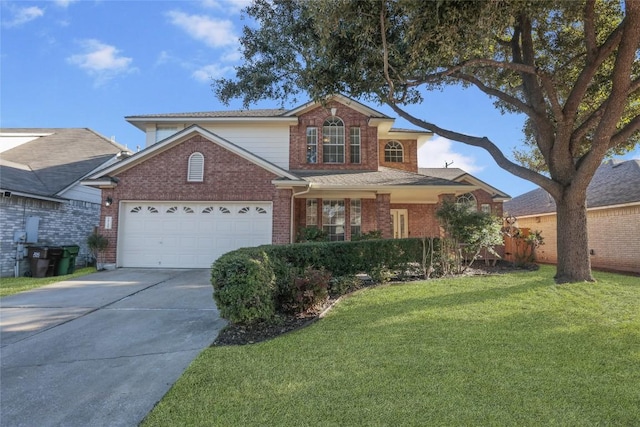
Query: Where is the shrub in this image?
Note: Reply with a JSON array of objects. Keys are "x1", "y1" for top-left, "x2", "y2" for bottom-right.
[
  {"x1": 329, "y1": 275, "x2": 363, "y2": 297},
  {"x1": 296, "y1": 226, "x2": 328, "y2": 242},
  {"x1": 279, "y1": 267, "x2": 331, "y2": 313},
  {"x1": 351, "y1": 230, "x2": 383, "y2": 241},
  {"x1": 210, "y1": 251, "x2": 276, "y2": 324},
  {"x1": 211, "y1": 238, "x2": 439, "y2": 324}
]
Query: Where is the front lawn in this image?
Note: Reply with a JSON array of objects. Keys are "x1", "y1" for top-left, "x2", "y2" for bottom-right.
[
  {"x1": 0, "y1": 267, "x2": 95, "y2": 298},
  {"x1": 142, "y1": 265, "x2": 640, "y2": 426}
]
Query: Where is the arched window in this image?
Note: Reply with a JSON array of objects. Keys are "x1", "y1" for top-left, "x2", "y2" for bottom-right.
[
  {"x1": 384, "y1": 141, "x2": 404, "y2": 162},
  {"x1": 322, "y1": 117, "x2": 345, "y2": 163},
  {"x1": 456, "y1": 193, "x2": 477, "y2": 212},
  {"x1": 187, "y1": 152, "x2": 204, "y2": 182}
]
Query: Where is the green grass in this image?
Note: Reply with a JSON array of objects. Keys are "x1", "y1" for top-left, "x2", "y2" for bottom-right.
[
  {"x1": 142, "y1": 265, "x2": 640, "y2": 426},
  {"x1": 0, "y1": 267, "x2": 95, "y2": 298}
]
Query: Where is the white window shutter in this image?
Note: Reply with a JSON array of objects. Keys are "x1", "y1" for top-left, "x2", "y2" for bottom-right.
[{"x1": 188, "y1": 152, "x2": 204, "y2": 182}]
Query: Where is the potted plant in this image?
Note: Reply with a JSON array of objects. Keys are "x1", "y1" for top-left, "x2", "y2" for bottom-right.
[{"x1": 87, "y1": 231, "x2": 109, "y2": 270}]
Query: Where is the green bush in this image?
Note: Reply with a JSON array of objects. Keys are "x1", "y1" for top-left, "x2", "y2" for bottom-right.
[
  {"x1": 211, "y1": 238, "x2": 438, "y2": 324},
  {"x1": 280, "y1": 266, "x2": 331, "y2": 313},
  {"x1": 329, "y1": 275, "x2": 363, "y2": 297},
  {"x1": 210, "y1": 250, "x2": 276, "y2": 324}
]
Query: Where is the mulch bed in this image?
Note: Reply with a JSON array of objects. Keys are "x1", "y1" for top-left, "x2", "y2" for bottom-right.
[{"x1": 211, "y1": 261, "x2": 537, "y2": 347}]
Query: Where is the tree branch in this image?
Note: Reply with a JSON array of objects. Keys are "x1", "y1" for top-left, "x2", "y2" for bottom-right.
[
  {"x1": 610, "y1": 115, "x2": 640, "y2": 148},
  {"x1": 451, "y1": 72, "x2": 536, "y2": 117},
  {"x1": 563, "y1": 15, "x2": 625, "y2": 120},
  {"x1": 384, "y1": 100, "x2": 560, "y2": 196},
  {"x1": 584, "y1": 0, "x2": 597, "y2": 62}
]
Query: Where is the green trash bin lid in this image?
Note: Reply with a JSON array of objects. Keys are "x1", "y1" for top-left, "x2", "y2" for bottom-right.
[{"x1": 63, "y1": 245, "x2": 81, "y2": 255}]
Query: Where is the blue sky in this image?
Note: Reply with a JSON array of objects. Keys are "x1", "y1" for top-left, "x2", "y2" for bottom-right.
[{"x1": 2, "y1": 0, "x2": 638, "y2": 197}]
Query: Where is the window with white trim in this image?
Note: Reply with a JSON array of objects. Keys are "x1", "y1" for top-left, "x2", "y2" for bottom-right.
[
  {"x1": 481, "y1": 203, "x2": 491, "y2": 214},
  {"x1": 306, "y1": 199, "x2": 318, "y2": 226},
  {"x1": 350, "y1": 199, "x2": 361, "y2": 238},
  {"x1": 322, "y1": 117, "x2": 345, "y2": 163},
  {"x1": 456, "y1": 193, "x2": 477, "y2": 212},
  {"x1": 156, "y1": 127, "x2": 178, "y2": 142},
  {"x1": 187, "y1": 152, "x2": 204, "y2": 182},
  {"x1": 350, "y1": 127, "x2": 361, "y2": 164},
  {"x1": 384, "y1": 141, "x2": 404, "y2": 162},
  {"x1": 322, "y1": 199, "x2": 345, "y2": 241},
  {"x1": 306, "y1": 127, "x2": 318, "y2": 163}
]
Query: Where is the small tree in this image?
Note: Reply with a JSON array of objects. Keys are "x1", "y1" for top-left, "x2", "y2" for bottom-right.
[
  {"x1": 87, "y1": 231, "x2": 109, "y2": 270},
  {"x1": 437, "y1": 201, "x2": 503, "y2": 274}
]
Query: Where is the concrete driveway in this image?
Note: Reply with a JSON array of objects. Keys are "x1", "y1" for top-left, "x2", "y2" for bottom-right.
[{"x1": 0, "y1": 268, "x2": 226, "y2": 427}]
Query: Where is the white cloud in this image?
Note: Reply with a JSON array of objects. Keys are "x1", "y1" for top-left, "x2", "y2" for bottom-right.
[
  {"x1": 3, "y1": 6, "x2": 44, "y2": 28},
  {"x1": 192, "y1": 63, "x2": 235, "y2": 82},
  {"x1": 418, "y1": 136, "x2": 483, "y2": 173},
  {"x1": 200, "y1": 0, "x2": 251, "y2": 14},
  {"x1": 67, "y1": 39, "x2": 136, "y2": 86},
  {"x1": 166, "y1": 10, "x2": 237, "y2": 48},
  {"x1": 54, "y1": 0, "x2": 78, "y2": 8}
]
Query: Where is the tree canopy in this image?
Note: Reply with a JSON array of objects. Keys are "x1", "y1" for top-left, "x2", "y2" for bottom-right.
[{"x1": 215, "y1": 0, "x2": 640, "y2": 282}]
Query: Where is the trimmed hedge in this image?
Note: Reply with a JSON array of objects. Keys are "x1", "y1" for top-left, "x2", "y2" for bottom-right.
[{"x1": 211, "y1": 238, "x2": 438, "y2": 324}]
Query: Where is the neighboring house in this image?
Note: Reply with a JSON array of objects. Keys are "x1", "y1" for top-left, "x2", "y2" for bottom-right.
[
  {"x1": 0, "y1": 128, "x2": 128, "y2": 277},
  {"x1": 504, "y1": 159, "x2": 640, "y2": 274},
  {"x1": 83, "y1": 95, "x2": 510, "y2": 269}
]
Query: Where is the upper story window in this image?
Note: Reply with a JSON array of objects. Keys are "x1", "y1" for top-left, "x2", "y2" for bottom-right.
[
  {"x1": 384, "y1": 141, "x2": 404, "y2": 163},
  {"x1": 322, "y1": 117, "x2": 345, "y2": 163},
  {"x1": 350, "y1": 127, "x2": 361, "y2": 164},
  {"x1": 187, "y1": 152, "x2": 204, "y2": 182},
  {"x1": 456, "y1": 193, "x2": 477, "y2": 212},
  {"x1": 306, "y1": 127, "x2": 318, "y2": 163},
  {"x1": 156, "y1": 127, "x2": 178, "y2": 143}
]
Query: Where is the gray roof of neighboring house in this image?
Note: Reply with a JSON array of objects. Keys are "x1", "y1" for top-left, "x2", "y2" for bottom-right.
[
  {"x1": 292, "y1": 167, "x2": 471, "y2": 187},
  {"x1": 504, "y1": 159, "x2": 640, "y2": 216},
  {"x1": 0, "y1": 128, "x2": 125, "y2": 198}
]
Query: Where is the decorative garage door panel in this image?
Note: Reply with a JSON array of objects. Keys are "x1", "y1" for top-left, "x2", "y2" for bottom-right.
[{"x1": 119, "y1": 202, "x2": 272, "y2": 268}]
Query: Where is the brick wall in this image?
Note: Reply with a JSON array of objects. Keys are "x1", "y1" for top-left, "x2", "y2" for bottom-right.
[
  {"x1": 379, "y1": 139, "x2": 419, "y2": 172},
  {"x1": 516, "y1": 205, "x2": 640, "y2": 274},
  {"x1": 289, "y1": 100, "x2": 378, "y2": 170},
  {"x1": 390, "y1": 203, "x2": 440, "y2": 237},
  {"x1": 98, "y1": 134, "x2": 283, "y2": 262},
  {"x1": 0, "y1": 196, "x2": 100, "y2": 277}
]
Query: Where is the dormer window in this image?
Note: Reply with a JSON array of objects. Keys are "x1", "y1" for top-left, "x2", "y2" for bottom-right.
[
  {"x1": 384, "y1": 141, "x2": 404, "y2": 163},
  {"x1": 187, "y1": 152, "x2": 204, "y2": 182},
  {"x1": 323, "y1": 117, "x2": 345, "y2": 163}
]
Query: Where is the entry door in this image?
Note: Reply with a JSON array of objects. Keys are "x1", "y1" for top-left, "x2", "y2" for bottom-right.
[{"x1": 390, "y1": 209, "x2": 408, "y2": 239}]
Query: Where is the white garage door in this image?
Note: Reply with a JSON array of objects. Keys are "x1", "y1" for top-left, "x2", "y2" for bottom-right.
[{"x1": 118, "y1": 202, "x2": 273, "y2": 268}]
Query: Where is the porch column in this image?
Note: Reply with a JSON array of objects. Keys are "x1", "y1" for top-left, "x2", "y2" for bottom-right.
[
  {"x1": 375, "y1": 193, "x2": 392, "y2": 239},
  {"x1": 273, "y1": 188, "x2": 292, "y2": 244}
]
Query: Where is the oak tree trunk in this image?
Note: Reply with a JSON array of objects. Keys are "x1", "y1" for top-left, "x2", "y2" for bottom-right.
[{"x1": 554, "y1": 187, "x2": 594, "y2": 283}]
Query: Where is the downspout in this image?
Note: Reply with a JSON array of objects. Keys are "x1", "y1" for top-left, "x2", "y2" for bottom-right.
[{"x1": 290, "y1": 184, "x2": 312, "y2": 243}]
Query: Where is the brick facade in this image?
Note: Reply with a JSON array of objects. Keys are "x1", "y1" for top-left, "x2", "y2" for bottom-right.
[
  {"x1": 378, "y1": 139, "x2": 419, "y2": 172},
  {"x1": 289, "y1": 100, "x2": 380, "y2": 170},
  {"x1": 516, "y1": 205, "x2": 640, "y2": 274},
  {"x1": 97, "y1": 134, "x2": 283, "y2": 263},
  {"x1": 0, "y1": 196, "x2": 100, "y2": 277}
]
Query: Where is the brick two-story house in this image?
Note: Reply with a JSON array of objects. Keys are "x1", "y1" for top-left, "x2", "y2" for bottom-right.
[{"x1": 83, "y1": 95, "x2": 509, "y2": 269}]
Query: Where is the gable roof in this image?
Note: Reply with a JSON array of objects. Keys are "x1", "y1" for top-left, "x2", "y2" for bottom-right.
[
  {"x1": 419, "y1": 167, "x2": 511, "y2": 201},
  {"x1": 85, "y1": 125, "x2": 301, "y2": 184},
  {"x1": 0, "y1": 128, "x2": 126, "y2": 200},
  {"x1": 504, "y1": 159, "x2": 640, "y2": 217}
]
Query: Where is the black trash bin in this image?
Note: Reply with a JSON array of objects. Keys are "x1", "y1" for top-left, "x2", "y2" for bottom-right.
[
  {"x1": 28, "y1": 247, "x2": 50, "y2": 278},
  {"x1": 48, "y1": 247, "x2": 63, "y2": 276}
]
